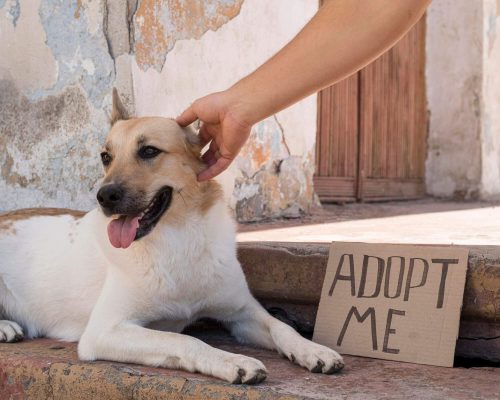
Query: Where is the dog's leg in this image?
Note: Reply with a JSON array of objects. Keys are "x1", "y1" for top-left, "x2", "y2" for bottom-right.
[
  {"x1": 78, "y1": 323, "x2": 267, "y2": 384},
  {"x1": 0, "y1": 320, "x2": 24, "y2": 342},
  {"x1": 226, "y1": 298, "x2": 344, "y2": 374}
]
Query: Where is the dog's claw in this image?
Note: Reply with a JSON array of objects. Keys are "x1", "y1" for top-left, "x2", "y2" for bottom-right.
[
  {"x1": 310, "y1": 359, "x2": 325, "y2": 373},
  {"x1": 232, "y1": 368, "x2": 246, "y2": 384},
  {"x1": 243, "y1": 369, "x2": 267, "y2": 385},
  {"x1": 231, "y1": 366, "x2": 267, "y2": 385},
  {"x1": 12, "y1": 333, "x2": 24, "y2": 343},
  {"x1": 324, "y1": 360, "x2": 344, "y2": 374},
  {"x1": 0, "y1": 320, "x2": 24, "y2": 343}
]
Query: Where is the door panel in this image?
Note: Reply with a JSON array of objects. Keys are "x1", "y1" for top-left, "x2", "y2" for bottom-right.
[
  {"x1": 314, "y1": 74, "x2": 359, "y2": 202},
  {"x1": 359, "y1": 17, "x2": 426, "y2": 200},
  {"x1": 315, "y1": 17, "x2": 426, "y2": 202}
]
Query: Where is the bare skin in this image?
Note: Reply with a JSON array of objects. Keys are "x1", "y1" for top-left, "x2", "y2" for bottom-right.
[{"x1": 176, "y1": 0, "x2": 432, "y2": 181}]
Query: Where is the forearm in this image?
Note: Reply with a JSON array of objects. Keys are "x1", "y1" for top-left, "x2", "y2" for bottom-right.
[{"x1": 229, "y1": 0, "x2": 431, "y2": 125}]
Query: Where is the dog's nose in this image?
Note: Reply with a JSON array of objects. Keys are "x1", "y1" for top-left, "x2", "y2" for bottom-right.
[{"x1": 97, "y1": 184, "x2": 124, "y2": 209}]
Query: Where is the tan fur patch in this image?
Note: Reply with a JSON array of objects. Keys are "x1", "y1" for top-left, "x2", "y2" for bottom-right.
[
  {"x1": 200, "y1": 181, "x2": 224, "y2": 214},
  {"x1": 0, "y1": 208, "x2": 86, "y2": 235}
]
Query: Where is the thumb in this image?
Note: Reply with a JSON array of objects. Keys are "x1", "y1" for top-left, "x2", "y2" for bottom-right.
[{"x1": 176, "y1": 105, "x2": 198, "y2": 127}]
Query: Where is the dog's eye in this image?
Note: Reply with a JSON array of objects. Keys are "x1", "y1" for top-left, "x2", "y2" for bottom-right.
[
  {"x1": 100, "y1": 152, "x2": 112, "y2": 166},
  {"x1": 138, "y1": 146, "x2": 162, "y2": 159}
]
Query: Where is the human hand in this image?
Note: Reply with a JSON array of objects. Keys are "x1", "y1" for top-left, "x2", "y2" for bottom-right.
[{"x1": 176, "y1": 90, "x2": 253, "y2": 181}]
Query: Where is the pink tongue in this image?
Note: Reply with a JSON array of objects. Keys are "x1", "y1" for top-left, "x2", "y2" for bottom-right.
[{"x1": 107, "y1": 216, "x2": 140, "y2": 249}]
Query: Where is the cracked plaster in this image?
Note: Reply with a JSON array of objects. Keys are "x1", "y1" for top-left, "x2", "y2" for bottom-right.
[{"x1": 133, "y1": 0, "x2": 244, "y2": 71}]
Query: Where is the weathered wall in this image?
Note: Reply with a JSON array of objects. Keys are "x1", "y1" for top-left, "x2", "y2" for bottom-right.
[
  {"x1": 0, "y1": 0, "x2": 318, "y2": 221},
  {"x1": 426, "y1": 0, "x2": 500, "y2": 199},
  {"x1": 480, "y1": 0, "x2": 500, "y2": 198},
  {"x1": 425, "y1": 0, "x2": 483, "y2": 199},
  {"x1": 130, "y1": 0, "x2": 318, "y2": 221},
  {"x1": 0, "y1": 0, "x2": 115, "y2": 210}
]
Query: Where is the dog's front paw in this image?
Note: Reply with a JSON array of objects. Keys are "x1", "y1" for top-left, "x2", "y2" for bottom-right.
[
  {"x1": 222, "y1": 354, "x2": 267, "y2": 384},
  {"x1": 288, "y1": 342, "x2": 344, "y2": 374},
  {"x1": 0, "y1": 320, "x2": 24, "y2": 343}
]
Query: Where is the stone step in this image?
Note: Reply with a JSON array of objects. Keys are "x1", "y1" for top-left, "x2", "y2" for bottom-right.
[
  {"x1": 1, "y1": 240, "x2": 498, "y2": 399},
  {"x1": 238, "y1": 242, "x2": 500, "y2": 362},
  {"x1": 1, "y1": 330, "x2": 498, "y2": 400}
]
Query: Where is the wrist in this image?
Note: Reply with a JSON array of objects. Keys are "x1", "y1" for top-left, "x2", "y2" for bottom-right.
[{"x1": 225, "y1": 79, "x2": 270, "y2": 127}]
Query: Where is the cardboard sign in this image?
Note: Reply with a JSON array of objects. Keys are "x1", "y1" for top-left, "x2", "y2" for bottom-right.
[{"x1": 313, "y1": 242, "x2": 468, "y2": 367}]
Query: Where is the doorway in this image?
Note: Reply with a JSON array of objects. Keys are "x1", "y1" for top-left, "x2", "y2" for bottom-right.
[{"x1": 314, "y1": 17, "x2": 427, "y2": 202}]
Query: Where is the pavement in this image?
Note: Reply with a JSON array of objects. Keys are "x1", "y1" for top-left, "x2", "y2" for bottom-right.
[
  {"x1": 237, "y1": 199, "x2": 500, "y2": 245},
  {"x1": 1, "y1": 329, "x2": 499, "y2": 400}
]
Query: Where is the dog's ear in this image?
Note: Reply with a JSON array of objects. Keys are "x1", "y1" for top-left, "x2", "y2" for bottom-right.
[
  {"x1": 182, "y1": 124, "x2": 202, "y2": 158},
  {"x1": 111, "y1": 88, "x2": 129, "y2": 125}
]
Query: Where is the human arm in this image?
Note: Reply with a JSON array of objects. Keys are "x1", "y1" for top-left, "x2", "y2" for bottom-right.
[{"x1": 177, "y1": 0, "x2": 431, "y2": 181}]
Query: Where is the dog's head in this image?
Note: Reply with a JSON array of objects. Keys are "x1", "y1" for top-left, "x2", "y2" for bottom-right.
[{"x1": 97, "y1": 89, "x2": 210, "y2": 249}]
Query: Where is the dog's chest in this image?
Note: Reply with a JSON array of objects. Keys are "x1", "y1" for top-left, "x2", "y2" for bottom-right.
[
  {"x1": 117, "y1": 211, "x2": 240, "y2": 322},
  {"x1": 136, "y1": 254, "x2": 229, "y2": 320}
]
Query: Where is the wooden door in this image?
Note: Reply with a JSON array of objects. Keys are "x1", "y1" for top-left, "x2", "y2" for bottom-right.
[{"x1": 314, "y1": 17, "x2": 426, "y2": 202}]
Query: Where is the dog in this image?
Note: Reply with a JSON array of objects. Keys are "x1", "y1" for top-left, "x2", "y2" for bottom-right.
[{"x1": 0, "y1": 89, "x2": 344, "y2": 384}]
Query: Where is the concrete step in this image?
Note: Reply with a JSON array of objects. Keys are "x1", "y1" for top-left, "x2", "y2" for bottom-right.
[
  {"x1": 238, "y1": 242, "x2": 500, "y2": 362},
  {"x1": 1, "y1": 329, "x2": 498, "y2": 400},
  {"x1": 0, "y1": 239, "x2": 498, "y2": 399}
]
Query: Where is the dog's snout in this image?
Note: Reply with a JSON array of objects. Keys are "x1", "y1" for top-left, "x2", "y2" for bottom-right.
[{"x1": 97, "y1": 184, "x2": 124, "y2": 209}]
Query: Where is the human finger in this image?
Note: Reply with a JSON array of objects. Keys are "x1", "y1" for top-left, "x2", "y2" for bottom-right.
[
  {"x1": 176, "y1": 105, "x2": 198, "y2": 127},
  {"x1": 197, "y1": 157, "x2": 232, "y2": 181}
]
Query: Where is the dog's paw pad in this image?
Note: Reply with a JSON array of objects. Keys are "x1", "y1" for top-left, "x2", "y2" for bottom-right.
[{"x1": 0, "y1": 320, "x2": 24, "y2": 343}]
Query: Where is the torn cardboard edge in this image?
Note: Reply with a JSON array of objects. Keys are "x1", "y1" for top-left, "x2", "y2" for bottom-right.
[{"x1": 313, "y1": 242, "x2": 469, "y2": 367}]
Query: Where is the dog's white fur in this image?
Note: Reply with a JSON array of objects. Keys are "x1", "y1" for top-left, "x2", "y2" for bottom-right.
[{"x1": 0, "y1": 95, "x2": 343, "y2": 384}]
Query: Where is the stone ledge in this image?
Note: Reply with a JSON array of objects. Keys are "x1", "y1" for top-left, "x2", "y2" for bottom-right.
[
  {"x1": 1, "y1": 330, "x2": 499, "y2": 400},
  {"x1": 238, "y1": 242, "x2": 500, "y2": 361}
]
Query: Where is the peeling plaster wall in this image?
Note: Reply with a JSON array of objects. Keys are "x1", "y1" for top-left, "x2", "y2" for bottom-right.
[
  {"x1": 131, "y1": 0, "x2": 318, "y2": 221},
  {"x1": 481, "y1": 0, "x2": 500, "y2": 198},
  {"x1": 0, "y1": 0, "x2": 117, "y2": 210},
  {"x1": 426, "y1": 0, "x2": 500, "y2": 199},
  {"x1": 425, "y1": 0, "x2": 483, "y2": 199},
  {"x1": 133, "y1": 0, "x2": 244, "y2": 72}
]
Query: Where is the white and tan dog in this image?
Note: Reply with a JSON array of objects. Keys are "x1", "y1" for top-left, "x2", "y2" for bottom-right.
[{"x1": 0, "y1": 90, "x2": 343, "y2": 384}]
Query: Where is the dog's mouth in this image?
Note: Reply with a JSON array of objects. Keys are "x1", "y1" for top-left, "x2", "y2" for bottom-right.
[{"x1": 107, "y1": 186, "x2": 173, "y2": 249}]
